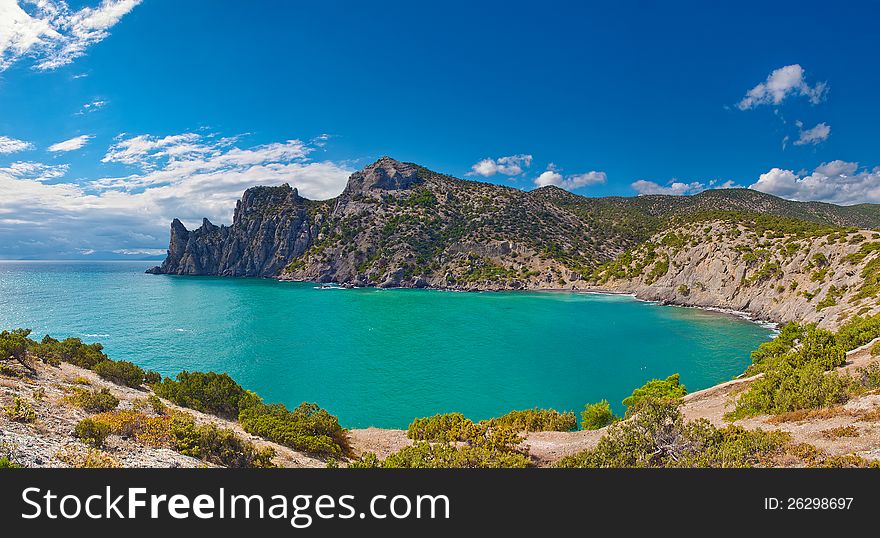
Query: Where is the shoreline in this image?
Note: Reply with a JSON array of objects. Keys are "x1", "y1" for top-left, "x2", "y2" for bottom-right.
[{"x1": 286, "y1": 276, "x2": 782, "y2": 331}]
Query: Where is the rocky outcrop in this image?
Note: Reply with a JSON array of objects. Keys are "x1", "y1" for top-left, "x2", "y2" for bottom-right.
[
  {"x1": 599, "y1": 221, "x2": 880, "y2": 329},
  {"x1": 149, "y1": 157, "x2": 613, "y2": 285},
  {"x1": 147, "y1": 184, "x2": 323, "y2": 277}
]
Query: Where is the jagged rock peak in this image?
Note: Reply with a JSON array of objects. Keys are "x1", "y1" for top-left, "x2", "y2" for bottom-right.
[
  {"x1": 344, "y1": 156, "x2": 425, "y2": 193},
  {"x1": 234, "y1": 183, "x2": 304, "y2": 223},
  {"x1": 239, "y1": 183, "x2": 300, "y2": 206}
]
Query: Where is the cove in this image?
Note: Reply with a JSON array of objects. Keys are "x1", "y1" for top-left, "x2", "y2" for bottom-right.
[{"x1": 0, "y1": 261, "x2": 773, "y2": 428}]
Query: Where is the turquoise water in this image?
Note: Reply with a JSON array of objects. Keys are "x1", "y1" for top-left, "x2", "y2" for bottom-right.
[{"x1": 0, "y1": 261, "x2": 773, "y2": 428}]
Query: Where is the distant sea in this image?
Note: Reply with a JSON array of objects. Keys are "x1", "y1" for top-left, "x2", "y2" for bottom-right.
[{"x1": 0, "y1": 261, "x2": 773, "y2": 428}]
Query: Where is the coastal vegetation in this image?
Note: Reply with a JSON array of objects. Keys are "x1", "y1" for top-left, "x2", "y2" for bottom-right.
[
  {"x1": 153, "y1": 371, "x2": 348, "y2": 457},
  {"x1": 65, "y1": 387, "x2": 120, "y2": 412},
  {"x1": 351, "y1": 420, "x2": 531, "y2": 468},
  {"x1": 729, "y1": 314, "x2": 880, "y2": 420},
  {"x1": 153, "y1": 371, "x2": 247, "y2": 418},
  {"x1": 484, "y1": 408, "x2": 577, "y2": 432},
  {"x1": 555, "y1": 398, "x2": 877, "y2": 468},
  {"x1": 621, "y1": 374, "x2": 687, "y2": 416},
  {"x1": 581, "y1": 400, "x2": 619, "y2": 430},
  {"x1": 2, "y1": 297, "x2": 879, "y2": 469}
]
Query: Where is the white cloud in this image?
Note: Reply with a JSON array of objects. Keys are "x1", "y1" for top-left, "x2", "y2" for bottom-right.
[
  {"x1": 534, "y1": 164, "x2": 606, "y2": 190},
  {"x1": 0, "y1": 133, "x2": 355, "y2": 258},
  {"x1": 737, "y1": 64, "x2": 827, "y2": 110},
  {"x1": 794, "y1": 121, "x2": 831, "y2": 146},
  {"x1": 631, "y1": 177, "x2": 741, "y2": 196},
  {"x1": 631, "y1": 179, "x2": 705, "y2": 196},
  {"x1": 750, "y1": 160, "x2": 880, "y2": 205},
  {"x1": 469, "y1": 154, "x2": 532, "y2": 177},
  {"x1": 0, "y1": 135, "x2": 34, "y2": 153},
  {"x1": 0, "y1": 0, "x2": 141, "y2": 72},
  {"x1": 0, "y1": 161, "x2": 68, "y2": 181},
  {"x1": 76, "y1": 99, "x2": 107, "y2": 114},
  {"x1": 112, "y1": 248, "x2": 166, "y2": 256},
  {"x1": 48, "y1": 134, "x2": 93, "y2": 152}
]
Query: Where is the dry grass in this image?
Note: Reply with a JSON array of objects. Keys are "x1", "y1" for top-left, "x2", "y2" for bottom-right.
[
  {"x1": 821, "y1": 426, "x2": 860, "y2": 439},
  {"x1": 858, "y1": 408, "x2": 880, "y2": 422},
  {"x1": 55, "y1": 446, "x2": 121, "y2": 468}
]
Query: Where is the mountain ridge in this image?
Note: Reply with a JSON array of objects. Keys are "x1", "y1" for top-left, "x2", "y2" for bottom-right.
[{"x1": 147, "y1": 157, "x2": 880, "y2": 313}]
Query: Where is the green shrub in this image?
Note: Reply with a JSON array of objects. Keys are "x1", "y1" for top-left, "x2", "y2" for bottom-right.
[
  {"x1": 749, "y1": 322, "x2": 804, "y2": 370},
  {"x1": 622, "y1": 374, "x2": 686, "y2": 416},
  {"x1": 351, "y1": 422, "x2": 530, "y2": 468},
  {"x1": 3, "y1": 397, "x2": 36, "y2": 422},
  {"x1": 383, "y1": 442, "x2": 531, "y2": 468},
  {"x1": 238, "y1": 399, "x2": 348, "y2": 458},
  {"x1": 729, "y1": 361, "x2": 850, "y2": 419},
  {"x1": 0, "y1": 457, "x2": 20, "y2": 468},
  {"x1": 557, "y1": 400, "x2": 789, "y2": 468},
  {"x1": 36, "y1": 336, "x2": 108, "y2": 369},
  {"x1": 748, "y1": 323, "x2": 845, "y2": 374},
  {"x1": 834, "y1": 314, "x2": 880, "y2": 351},
  {"x1": 67, "y1": 388, "x2": 119, "y2": 413},
  {"x1": 407, "y1": 413, "x2": 475, "y2": 442},
  {"x1": 153, "y1": 371, "x2": 247, "y2": 418},
  {"x1": 147, "y1": 394, "x2": 166, "y2": 415},
  {"x1": 484, "y1": 408, "x2": 577, "y2": 432},
  {"x1": 170, "y1": 414, "x2": 274, "y2": 468},
  {"x1": 74, "y1": 418, "x2": 112, "y2": 447},
  {"x1": 93, "y1": 360, "x2": 149, "y2": 388},
  {"x1": 581, "y1": 400, "x2": 619, "y2": 430},
  {"x1": 0, "y1": 329, "x2": 36, "y2": 371},
  {"x1": 855, "y1": 364, "x2": 880, "y2": 391}
]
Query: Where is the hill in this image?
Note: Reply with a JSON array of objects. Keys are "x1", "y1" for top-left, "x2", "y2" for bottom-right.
[{"x1": 148, "y1": 157, "x2": 880, "y2": 298}]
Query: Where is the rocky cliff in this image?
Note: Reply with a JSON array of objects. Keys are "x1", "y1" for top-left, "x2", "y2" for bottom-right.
[
  {"x1": 597, "y1": 220, "x2": 880, "y2": 329},
  {"x1": 147, "y1": 184, "x2": 326, "y2": 277},
  {"x1": 148, "y1": 157, "x2": 632, "y2": 286}
]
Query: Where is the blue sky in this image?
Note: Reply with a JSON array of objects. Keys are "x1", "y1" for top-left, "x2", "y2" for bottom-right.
[{"x1": 1, "y1": 0, "x2": 879, "y2": 258}]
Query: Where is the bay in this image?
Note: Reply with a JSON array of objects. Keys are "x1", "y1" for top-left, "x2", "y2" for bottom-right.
[{"x1": 0, "y1": 261, "x2": 772, "y2": 428}]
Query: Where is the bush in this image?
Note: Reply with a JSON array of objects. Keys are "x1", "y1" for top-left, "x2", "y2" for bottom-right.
[
  {"x1": 857, "y1": 364, "x2": 880, "y2": 390},
  {"x1": 146, "y1": 394, "x2": 166, "y2": 415},
  {"x1": 0, "y1": 329, "x2": 36, "y2": 372},
  {"x1": 834, "y1": 314, "x2": 880, "y2": 351},
  {"x1": 351, "y1": 422, "x2": 531, "y2": 468},
  {"x1": 238, "y1": 400, "x2": 348, "y2": 458},
  {"x1": 74, "y1": 418, "x2": 111, "y2": 447},
  {"x1": 0, "y1": 457, "x2": 20, "y2": 468},
  {"x1": 730, "y1": 317, "x2": 865, "y2": 419},
  {"x1": 170, "y1": 414, "x2": 274, "y2": 468},
  {"x1": 407, "y1": 413, "x2": 475, "y2": 442},
  {"x1": 67, "y1": 388, "x2": 120, "y2": 412},
  {"x1": 557, "y1": 399, "x2": 790, "y2": 468},
  {"x1": 3, "y1": 397, "x2": 36, "y2": 422},
  {"x1": 153, "y1": 371, "x2": 247, "y2": 418},
  {"x1": 748, "y1": 322, "x2": 807, "y2": 373},
  {"x1": 93, "y1": 360, "x2": 148, "y2": 388},
  {"x1": 92, "y1": 410, "x2": 173, "y2": 447},
  {"x1": 36, "y1": 336, "x2": 107, "y2": 369},
  {"x1": 484, "y1": 408, "x2": 577, "y2": 432},
  {"x1": 581, "y1": 400, "x2": 619, "y2": 430},
  {"x1": 622, "y1": 374, "x2": 686, "y2": 416},
  {"x1": 379, "y1": 442, "x2": 531, "y2": 468},
  {"x1": 729, "y1": 361, "x2": 850, "y2": 419}
]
